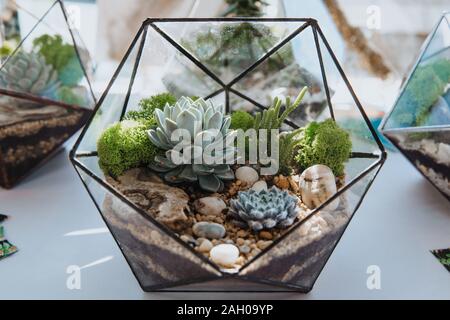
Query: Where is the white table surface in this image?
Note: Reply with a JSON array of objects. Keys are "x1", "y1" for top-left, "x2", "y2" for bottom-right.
[{"x1": 0, "y1": 138, "x2": 449, "y2": 300}]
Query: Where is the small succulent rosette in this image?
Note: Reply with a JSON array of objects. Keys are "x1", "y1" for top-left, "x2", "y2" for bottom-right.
[{"x1": 0, "y1": 0, "x2": 95, "y2": 188}]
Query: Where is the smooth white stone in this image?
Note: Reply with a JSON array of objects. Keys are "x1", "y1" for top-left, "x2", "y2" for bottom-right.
[
  {"x1": 194, "y1": 197, "x2": 227, "y2": 216},
  {"x1": 235, "y1": 166, "x2": 259, "y2": 187},
  {"x1": 210, "y1": 244, "x2": 239, "y2": 267},
  {"x1": 251, "y1": 180, "x2": 268, "y2": 192}
]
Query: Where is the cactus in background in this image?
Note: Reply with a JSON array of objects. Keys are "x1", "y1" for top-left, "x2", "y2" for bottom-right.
[
  {"x1": 148, "y1": 96, "x2": 236, "y2": 192},
  {"x1": 228, "y1": 186, "x2": 299, "y2": 231}
]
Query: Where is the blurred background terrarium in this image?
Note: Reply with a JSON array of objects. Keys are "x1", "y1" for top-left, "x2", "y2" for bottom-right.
[
  {"x1": 70, "y1": 17, "x2": 385, "y2": 292},
  {"x1": 380, "y1": 12, "x2": 450, "y2": 200},
  {"x1": 0, "y1": 0, "x2": 95, "y2": 188}
]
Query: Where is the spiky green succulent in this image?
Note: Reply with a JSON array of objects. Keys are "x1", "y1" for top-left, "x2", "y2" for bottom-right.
[
  {"x1": 147, "y1": 96, "x2": 236, "y2": 192},
  {"x1": 228, "y1": 186, "x2": 299, "y2": 231},
  {"x1": 0, "y1": 51, "x2": 59, "y2": 100}
]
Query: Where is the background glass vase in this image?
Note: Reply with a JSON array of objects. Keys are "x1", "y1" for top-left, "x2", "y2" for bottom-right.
[
  {"x1": 380, "y1": 12, "x2": 450, "y2": 201},
  {"x1": 0, "y1": 0, "x2": 96, "y2": 189}
]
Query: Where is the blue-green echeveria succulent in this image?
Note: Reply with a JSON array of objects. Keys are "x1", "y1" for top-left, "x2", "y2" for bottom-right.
[
  {"x1": 147, "y1": 96, "x2": 236, "y2": 192},
  {"x1": 228, "y1": 186, "x2": 299, "y2": 231}
]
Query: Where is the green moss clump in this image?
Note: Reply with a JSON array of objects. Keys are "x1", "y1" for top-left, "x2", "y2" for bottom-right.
[
  {"x1": 230, "y1": 110, "x2": 255, "y2": 131},
  {"x1": 392, "y1": 58, "x2": 450, "y2": 127},
  {"x1": 32, "y1": 35, "x2": 83, "y2": 86},
  {"x1": 295, "y1": 119, "x2": 352, "y2": 176},
  {"x1": 97, "y1": 120, "x2": 159, "y2": 177},
  {"x1": 124, "y1": 92, "x2": 177, "y2": 122}
]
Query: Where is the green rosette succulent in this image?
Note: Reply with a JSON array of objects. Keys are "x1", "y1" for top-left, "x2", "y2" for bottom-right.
[
  {"x1": 147, "y1": 97, "x2": 236, "y2": 192},
  {"x1": 228, "y1": 186, "x2": 299, "y2": 231}
]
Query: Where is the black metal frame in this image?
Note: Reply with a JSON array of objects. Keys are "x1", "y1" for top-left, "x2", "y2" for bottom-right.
[
  {"x1": 70, "y1": 18, "x2": 387, "y2": 293},
  {"x1": 0, "y1": 0, "x2": 96, "y2": 188}
]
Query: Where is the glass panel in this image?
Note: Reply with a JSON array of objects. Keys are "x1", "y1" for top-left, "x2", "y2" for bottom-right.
[
  {"x1": 1, "y1": 0, "x2": 55, "y2": 61},
  {"x1": 240, "y1": 164, "x2": 380, "y2": 290},
  {"x1": 75, "y1": 165, "x2": 222, "y2": 291},
  {"x1": 154, "y1": 21, "x2": 303, "y2": 84},
  {"x1": 0, "y1": 0, "x2": 95, "y2": 109},
  {"x1": 316, "y1": 27, "x2": 382, "y2": 156},
  {"x1": 76, "y1": 28, "x2": 144, "y2": 152},
  {"x1": 125, "y1": 24, "x2": 223, "y2": 113},
  {"x1": 232, "y1": 24, "x2": 331, "y2": 127}
]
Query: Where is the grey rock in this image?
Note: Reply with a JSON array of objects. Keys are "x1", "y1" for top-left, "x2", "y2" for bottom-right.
[{"x1": 193, "y1": 222, "x2": 226, "y2": 239}]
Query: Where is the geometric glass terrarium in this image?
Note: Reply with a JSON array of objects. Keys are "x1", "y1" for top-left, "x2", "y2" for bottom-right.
[
  {"x1": 0, "y1": 0, "x2": 95, "y2": 188},
  {"x1": 380, "y1": 12, "x2": 450, "y2": 201},
  {"x1": 70, "y1": 18, "x2": 386, "y2": 292}
]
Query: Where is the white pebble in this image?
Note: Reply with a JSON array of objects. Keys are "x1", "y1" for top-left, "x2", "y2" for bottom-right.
[
  {"x1": 194, "y1": 197, "x2": 226, "y2": 216},
  {"x1": 235, "y1": 166, "x2": 259, "y2": 187},
  {"x1": 251, "y1": 180, "x2": 268, "y2": 192},
  {"x1": 210, "y1": 244, "x2": 239, "y2": 268}
]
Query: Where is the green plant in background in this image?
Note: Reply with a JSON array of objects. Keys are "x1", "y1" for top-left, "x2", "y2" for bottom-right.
[
  {"x1": 392, "y1": 58, "x2": 450, "y2": 127},
  {"x1": 230, "y1": 110, "x2": 255, "y2": 130},
  {"x1": 97, "y1": 120, "x2": 160, "y2": 177},
  {"x1": 295, "y1": 119, "x2": 352, "y2": 176},
  {"x1": 124, "y1": 92, "x2": 177, "y2": 124},
  {"x1": 221, "y1": 0, "x2": 269, "y2": 17},
  {"x1": 32, "y1": 34, "x2": 83, "y2": 86},
  {"x1": 182, "y1": 22, "x2": 293, "y2": 77},
  {"x1": 148, "y1": 97, "x2": 236, "y2": 192}
]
